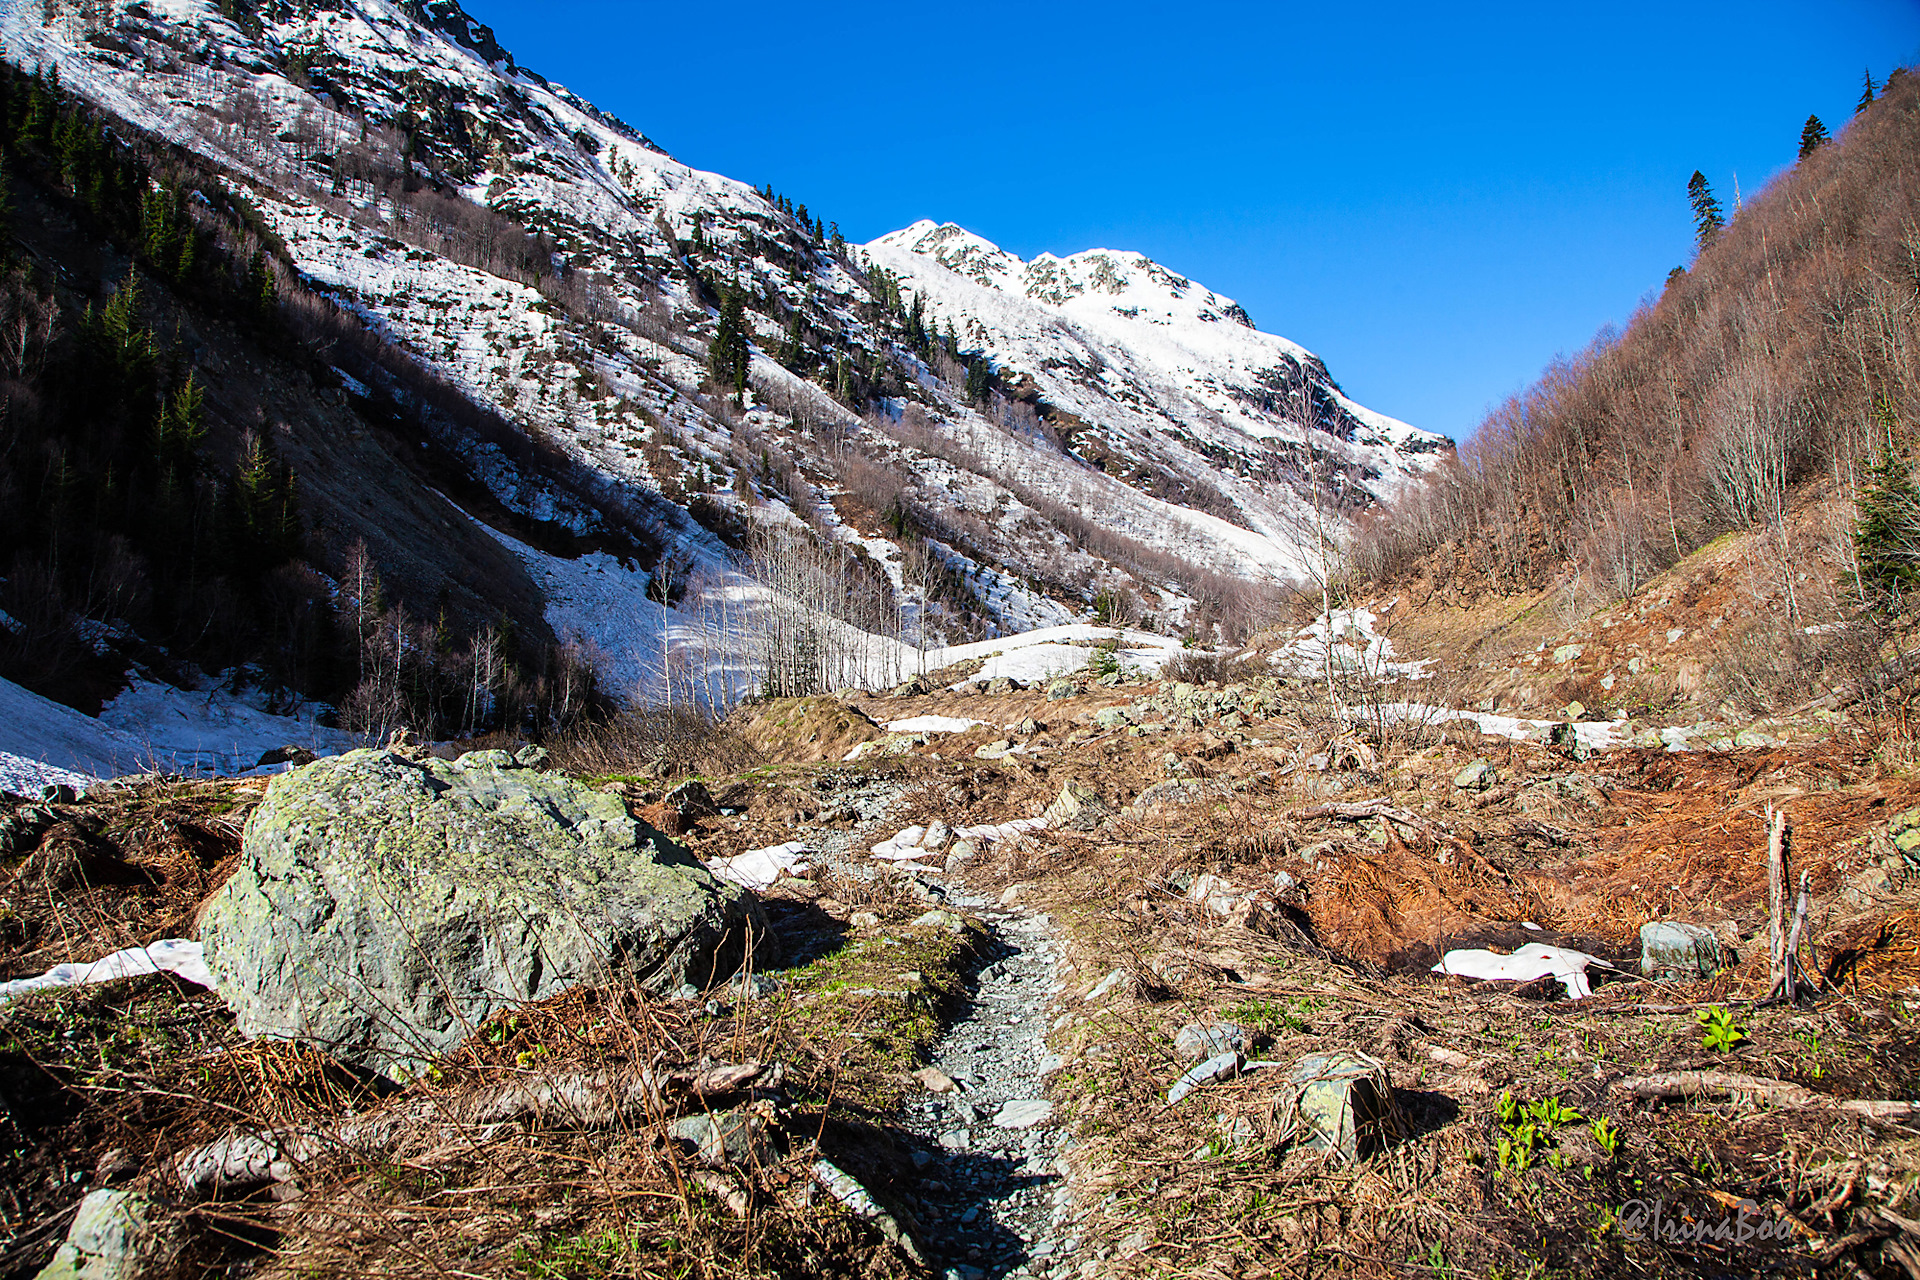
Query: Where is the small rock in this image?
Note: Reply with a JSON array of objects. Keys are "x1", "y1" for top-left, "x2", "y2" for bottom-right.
[
  {"x1": 1084, "y1": 968, "x2": 1131, "y2": 1001},
  {"x1": 32, "y1": 1188, "x2": 182, "y2": 1280},
  {"x1": 1000, "y1": 884, "x2": 1029, "y2": 906},
  {"x1": 668, "y1": 1111, "x2": 771, "y2": 1167},
  {"x1": 975, "y1": 739, "x2": 1016, "y2": 760},
  {"x1": 1282, "y1": 1051, "x2": 1396, "y2": 1161},
  {"x1": 921, "y1": 821, "x2": 952, "y2": 851},
  {"x1": 938, "y1": 1129, "x2": 971, "y2": 1150},
  {"x1": 1639, "y1": 921, "x2": 1722, "y2": 980},
  {"x1": 1094, "y1": 707, "x2": 1131, "y2": 731},
  {"x1": 1015, "y1": 718, "x2": 1040, "y2": 736},
  {"x1": 1046, "y1": 680, "x2": 1074, "y2": 701},
  {"x1": 1564, "y1": 700, "x2": 1586, "y2": 720},
  {"x1": 914, "y1": 1067, "x2": 959, "y2": 1093},
  {"x1": 513, "y1": 744, "x2": 551, "y2": 769},
  {"x1": 1173, "y1": 1022, "x2": 1252, "y2": 1060},
  {"x1": 251, "y1": 747, "x2": 313, "y2": 771},
  {"x1": 849, "y1": 911, "x2": 883, "y2": 931},
  {"x1": 1042, "y1": 780, "x2": 1110, "y2": 831},
  {"x1": 1167, "y1": 1051, "x2": 1242, "y2": 1104},
  {"x1": 1552, "y1": 644, "x2": 1584, "y2": 665},
  {"x1": 910, "y1": 909, "x2": 968, "y2": 935},
  {"x1": 1452, "y1": 759, "x2": 1496, "y2": 791},
  {"x1": 994, "y1": 1099, "x2": 1054, "y2": 1129}
]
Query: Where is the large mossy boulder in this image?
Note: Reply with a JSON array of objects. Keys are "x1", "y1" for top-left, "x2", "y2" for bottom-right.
[{"x1": 199, "y1": 748, "x2": 766, "y2": 1079}]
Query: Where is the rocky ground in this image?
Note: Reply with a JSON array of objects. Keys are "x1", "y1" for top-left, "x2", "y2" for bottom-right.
[{"x1": 5, "y1": 642, "x2": 1920, "y2": 1279}]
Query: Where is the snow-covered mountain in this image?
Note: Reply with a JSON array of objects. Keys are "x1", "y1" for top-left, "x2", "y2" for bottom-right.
[
  {"x1": 867, "y1": 221, "x2": 1444, "y2": 535},
  {"x1": 0, "y1": 0, "x2": 1451, "y2": 701}
]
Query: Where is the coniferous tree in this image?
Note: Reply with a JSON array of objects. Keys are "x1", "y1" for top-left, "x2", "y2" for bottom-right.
[
  {"x1": 1687, "y1": 171, "x2": 1724, "y2": 251},
  {"x1": 707, "y1": 292, "x2": 750, "y2": 394},
  {"x1": 1798, "y1": 114, "x2": 1829, "y2": 160},
  {"x1": 1859, "y1": 68, "x2": 1878, "y2": 115}
]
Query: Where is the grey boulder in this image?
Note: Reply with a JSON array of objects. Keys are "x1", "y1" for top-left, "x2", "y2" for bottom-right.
[
  {"x1": 1639, "y1": 921, "x2": 1722, "y2": 981},
  {"x1": 199, "y1": 748, "x2": 766, "y2": 1080}
]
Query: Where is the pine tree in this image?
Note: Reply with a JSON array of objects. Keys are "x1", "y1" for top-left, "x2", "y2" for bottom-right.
[
  {"x1": 246, "y1": 250, "x2": 278, "y2": 319},
  {"x1": 1687, "y1": 171, "x2": 1724, "y2": 252},
  {"x1": 707, "y1": 292, "x2": 750, "y2": 394},
  {"x1": 1859, "y1": 68, "x2": 1877, "y2": 115},
  {"x1": 1798, "y1": 114, "x2": 1829, "y2": 160}
]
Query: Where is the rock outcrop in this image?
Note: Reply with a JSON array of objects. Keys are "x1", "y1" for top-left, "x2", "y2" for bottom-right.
[{"x1": 200, "y1": 749, "x2": 766, "y2": 1079}]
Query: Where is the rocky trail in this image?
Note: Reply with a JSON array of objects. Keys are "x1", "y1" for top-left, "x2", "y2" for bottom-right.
[
  {"x1": 790, "y1": 786, "x2": 1079, "y2": 1280},
  {"x1": 898, "y1": 888, "x2": 1074, "y2": 1280}
]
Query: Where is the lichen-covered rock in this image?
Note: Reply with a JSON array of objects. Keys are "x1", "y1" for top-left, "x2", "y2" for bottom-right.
[
  {"x1": 33, "y1": 1189, "x2": 181, "y2": 1280},
  {"x1": 199, "y1": 748, "x2": 765, "y2": 1079},
  {"x1": 1639, "y1": 921, "x2": 1721, "y2": 980},
  {"x1": 1281, "y1": 1051, "x2": 1397, "y2": 1161},
  {"x1": 1042, "y1": 780, "x2": 1110, "y2": 830}
]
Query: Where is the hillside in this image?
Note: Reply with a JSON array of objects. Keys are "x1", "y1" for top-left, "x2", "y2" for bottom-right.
[{"x1": 1349, "y1": 65, "x2": 1920, "y2": 722}]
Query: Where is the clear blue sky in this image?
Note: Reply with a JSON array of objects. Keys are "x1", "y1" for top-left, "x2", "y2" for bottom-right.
[{"x1": 474, "y1": 1, "x2": 1920, "y2": 443}]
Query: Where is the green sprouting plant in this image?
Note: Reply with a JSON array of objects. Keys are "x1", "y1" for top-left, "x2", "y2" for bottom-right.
[
  {"x1": 1408, "y1": 1242, "x2": 1454, "y2": 1278},
  {"x1": 1589, "y1": 1116, "x2": 1622, "y2": 1158},
  {"x1": 1527, "y1": 1096, "x2": 1584, "y2": 1130},
  {"x1": 1698, "y1": 1005, "x2": 1748, "y2": 1052}
]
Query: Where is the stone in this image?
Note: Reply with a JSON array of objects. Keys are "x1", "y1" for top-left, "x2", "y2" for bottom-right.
[
  {"x1": 1015, "y1": 718, "x2": 1040, "y2": 736},
  {"x1": 32, "y1": 1189, "x2": 181, "y2": 1280},
  {"x1": 1891, "y1": 806, "x2": 1920, "y2": 836},
  {"x1": 994, "y1": 1099, "x2": 1054, "y2": 1129},
  {"x1": 1185, "y1": 872, "x2": 1248, "y2": 917},
  {"x1": 1733, "y1": 729, "x2": 1776, "y2": 748},
  {"x1": 1042, "y1": 780, "x2": 1110, "y2": 831},
  {"x1": 910, "y1": 909, "x2": 969, "y2": 935},
  {"x1": 1046, "y1": 680, "x2": 1074, "y2": 701},
  {"x1": 920, "y1": 821, "x2": 952, "y2": 851},
  {"x1": 849, "y1": 911, "x2": 883, "y2": 930},
  {"x1": 199, "y1": 749, "x2": 765, "y2": 1080},
  {"x1": 1281, "y1": 1051, "x2": 1396, "y2": 1161},
  {"x1": 1167, "y1": 1051, "x2": 1242, "y2": 1104},
  {"x1": 1093, "y1": 706, "x2": 1131, "y2": 731},
  {"x1": 668, "y1": 1110, "x2": 771, "y2": 1167},
  {"x1": 1563, "y1": 701, "x2": 1586, "y2": 720},
  {"x1": 1639, "y1": 921, "x2": 1722, "y2": 981},
  {"x1": 252, "y1": 746, "x2": 314, "y2": 770},
  {"x1": 1552, "y1": 644, "x2": 1584, "y2": 665},
  {"x1": 513, "y1": 744, "x2": 551, "y2": 769},
  {"x1": 1895, "y1": 828, "x2": 1920, "y2": 855},
  {"x1": 914, "y1": 1066, "x2": 959, "y2": 1093},
  {"x1": 1173, "y1": 1022, "x2": 1251, "y2": 1060},
  {"x1": 1084, "y1": 968, "x2": 1131, "y2": 1001},
  {"x1": 663, "y1": 779, "x2": 719, "y2": 822},
  {"x1": 974, "y1": 739, "x2": 1015, "y2": 760},
  {"x1": 1452, "y1": 759, "x2": 1496, "y2": 791},
  {"x1": 985, "y1": 676, "x2": 1020, "y2": 695}
]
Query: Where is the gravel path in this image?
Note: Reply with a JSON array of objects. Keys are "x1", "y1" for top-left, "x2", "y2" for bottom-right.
[{"x1": 898, "y1": 883, "x2": 1077, "y2": 1280}]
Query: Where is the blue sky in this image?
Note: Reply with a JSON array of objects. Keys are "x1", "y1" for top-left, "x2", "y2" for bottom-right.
[{"x1": 476, "y1": 1, "x2": 1920, "y2": 442}]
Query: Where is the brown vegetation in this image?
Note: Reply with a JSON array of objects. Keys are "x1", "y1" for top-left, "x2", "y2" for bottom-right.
[{"x1": 1354, "y1": 67, "x2": 1920, "y2": 623}]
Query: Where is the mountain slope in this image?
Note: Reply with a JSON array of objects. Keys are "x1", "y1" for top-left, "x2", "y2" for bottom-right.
[{"x1": 0, "y1": 0, "x2": 1448, "y2": 712}]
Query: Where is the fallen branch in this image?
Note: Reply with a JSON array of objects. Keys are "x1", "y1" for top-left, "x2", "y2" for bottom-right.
[
  {"x1": 1288, "y1": 798, "x2": 1442, "y2": 840},
  {"x1": 176, "y1": 1061, "x2": 778, "y2": 1198},
  {"x1": 1610, "y1": 1070, "x2": 1917, "y2": 1121}
]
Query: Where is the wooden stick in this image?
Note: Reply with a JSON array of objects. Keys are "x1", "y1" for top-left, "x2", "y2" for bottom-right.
[
  {"x1": 1611, "y1": 1070, "x2": 1917, "y2": 1121},
  {"x1": 1766, "y1": 806, "x2": 1789, "y2": 998}
]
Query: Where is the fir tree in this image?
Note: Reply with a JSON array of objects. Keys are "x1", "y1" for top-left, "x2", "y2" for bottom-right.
[
  {"x1": 1687, "y1": 171, "x2": 1724, "y2": 252},
  {"x1": 1798, "y1": 114, "x2": 1829, "y2": 160},
  {"x1": 1859, "y1": 68, "x2": 1878, "y2": 115}
]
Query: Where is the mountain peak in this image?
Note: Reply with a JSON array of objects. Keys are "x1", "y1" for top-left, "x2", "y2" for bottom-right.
[{"x1": 869, "y1": 224, "x2": 1255, "y2": 330}]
